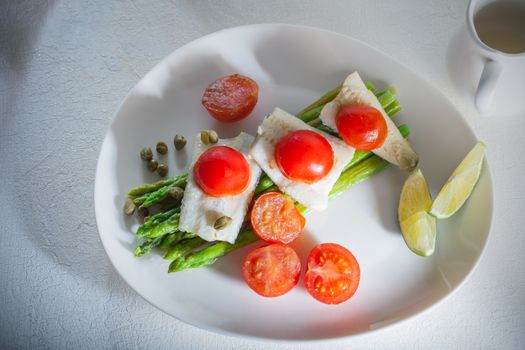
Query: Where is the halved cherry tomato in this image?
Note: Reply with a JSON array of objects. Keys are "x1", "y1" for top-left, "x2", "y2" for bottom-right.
[
  {"x1": 336, "y1": 105, "x2": 387, "y2": 150},
  {"x1": 194, "y1": 146, "x2": 250, "y2": 197},
  {"x1": 250, "y1": 192, "x2": 304, "y2": 244},
  {"x1": 274, "y1": 130, "x2": 334, "y2": 183},
  {"x1": 202, "y1": 74, "x2": 259, "y2": 122},
  {"x1": 242, "y1": 243, "x2": 301, "y2": 297},
  {"x1": 304, "y1": 243, "x2": 360, "y2": 304}
]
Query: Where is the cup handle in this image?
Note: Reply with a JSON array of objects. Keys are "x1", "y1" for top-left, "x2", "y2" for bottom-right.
[{"x1": 475, "y1": 60, "x2": 503, "y2": 115}]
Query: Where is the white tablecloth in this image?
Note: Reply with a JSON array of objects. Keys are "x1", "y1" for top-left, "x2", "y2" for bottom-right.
[{"x1": 1, "y1": 0, "x2": 523, "y2": 348}]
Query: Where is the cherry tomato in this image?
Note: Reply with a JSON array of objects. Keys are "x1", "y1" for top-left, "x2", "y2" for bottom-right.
[
  {"x1": 242, "y1": 243, "x2": 301, "y2": 297},
  {"x1": 304, "y1": 243, "x2": 360, "y2": 304},
  {"x1": 202, "y1": 74, "x2": 259, "y2": 122},
  {"x1": 250, "y1": 192, "x2": 305, "y2": 244},
  {"x1": 335, "y1": 105, "x2": 387, "y2": 150},
  {"x1": 274, "y1": 130, "x2": 334, "y2": 183},
  {"x1": 194, "y1": 146, "x2": 250, "y2": 197}
]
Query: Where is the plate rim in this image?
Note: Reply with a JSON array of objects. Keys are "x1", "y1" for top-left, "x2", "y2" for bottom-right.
[{"x1": 94, "y1": 23, "x2": 494, "y2": 343}]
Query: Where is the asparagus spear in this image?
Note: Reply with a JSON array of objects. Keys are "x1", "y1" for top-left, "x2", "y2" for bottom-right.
[
  {"x1": 136, "y1": 207, "x2": 179, "y2": 238},
  {"x1": 134, "y1": 236, "x2": 164, "y2": 257},
  {"x1": 148, "y1": 212, "x2": 180, "y2": 239},
  {"x1": 128, "y1": 173, "x2": 188, "y2": 197},
  {"x1": 385, "y1": 101, "x2": 401, "y2": 116},
  {"x1": 158, "y1": 233, "x2": 179, "y2": 249},
  {"x1": 168, "y1": 230, "x2": 259, "y2": 272},
  {"x1": 164, "y1": 237, "x2": 207, "y2": 261},
  {"x1": 133, "y1": 176, "x2": 188, "y2": 207},
  {"x1": 298, "y1": 105, "x2": 324, "y2": 123},
  {"x1": 297, "y1": 85, "x2": 342, "y2": 115}
]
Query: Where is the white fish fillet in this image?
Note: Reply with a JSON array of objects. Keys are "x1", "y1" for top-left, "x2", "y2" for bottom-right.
[
  {"x1": 319, "y1": 72, "x2": 419, "y2": 171},
  {"x1": 179, "y1": 132, "x2": 261, "y2": 244},
  {"x1": 249, "y1": 107, "x2": 355, "y2": 211}
]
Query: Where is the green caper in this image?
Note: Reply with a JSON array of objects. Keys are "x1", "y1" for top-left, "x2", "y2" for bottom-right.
[
  {"x1": 147, "y1": 159, "x2": 158, "y2": 172},
  {"x1": 156, "y1": 141, "x2": 168, "y2": 155},
  {"x1": 174, "y1": 134, "x2": 187, "y2": 150},
  {"x1": 200, "y1": 130, "x2": 210, "y2": 145},
  {"x1": 140, "y1": 147, "x2": 153, "y2": 161},
  {"x1": 207, "y1": 130, "x2": 219, "y2": 144},
  {"x1": 213, "y1": 216, "x2": 232, "y2": 230},
  {"x1": 123, "y1": 198, "x2": 136, "y2": 215},
  {"x1": 168, "y1": 186, "x2": 184, "y2": 203},
  {"x1": 157, "y1": 163, "x2": 168, "y2": 177}
]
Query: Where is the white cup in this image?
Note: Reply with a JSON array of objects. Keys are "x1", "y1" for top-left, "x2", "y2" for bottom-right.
[{"x1": 466, "y1": 0, "x2": 525, "y2": 115}]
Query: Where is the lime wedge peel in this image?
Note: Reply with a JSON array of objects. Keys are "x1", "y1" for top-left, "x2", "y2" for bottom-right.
[
  {"x1": 398, "y1": 169, "x2": 437, "y2": 257},
  {"x1": 429, "y1": 142, "x2": 486, "y2": 219}
]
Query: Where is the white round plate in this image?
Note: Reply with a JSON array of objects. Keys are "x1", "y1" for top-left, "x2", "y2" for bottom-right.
[{"x1": 95, "y1": 24, "x2": 493, "y2": 341}]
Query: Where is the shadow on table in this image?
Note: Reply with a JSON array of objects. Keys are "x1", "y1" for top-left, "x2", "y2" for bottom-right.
[
  {"x1": 0, "y1": 0, "x2": 56, "y2": 124},
  {"x1": 0, "y1": 0, "x2": 56, "y2": 71}
]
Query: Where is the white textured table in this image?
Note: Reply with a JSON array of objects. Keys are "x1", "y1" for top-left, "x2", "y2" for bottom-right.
[{"x1": 1, "y1": 0, "x2": 524, "y2": 349}]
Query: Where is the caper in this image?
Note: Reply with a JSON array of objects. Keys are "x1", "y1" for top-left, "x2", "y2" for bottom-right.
[
  {"x1": 174, "y1": 134, "x2": 187, "y2": 150},
  {"x1": 157, "y1": 163, "x2": 168, "y2": 177},
  {"x1": 156, "y1": 141, "x2": 168, "y2": 155},
  {"x1": 201, "y1": 129, "x2": 219, "y2": 145},
  {"x1": 200, "y1": 130, "x2": 210, "y2": 145},
  {"x1": 147, "y1": 159, "x2": 158, "y2": 172},
  {"x1": 207, "y1": 130, "x2": 219, "y2": 144},
  {"x1": 168, "y1": 186, "x2": 184, "y2": 203},
  {"x1": 140, "y1": 147, "x2": 153, "y2": 161},
  {"x1": 213, "y1": 216, "x2": 232, "y2": 230},
  {"x1": 123, "y1": 198, "x2": 136, "y2": 215}
]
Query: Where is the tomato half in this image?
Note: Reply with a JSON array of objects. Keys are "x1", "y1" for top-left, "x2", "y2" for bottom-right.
[
  {"x1": 193, "y1": 146, "x2": 250, "y2": 197},
  {"x1": 202, "y1": 74, "x2": 259, "y2": 122},
  {"x1": 242, "y1": 244, "x2": 301, "y2": 297},
  {"x1": 335, "y1": 105, "x2": 387, "y2": 150},
  {"x1": 250, "y1": 192, "x2": 304, "y2": 244},
  {"x1": 274, "y1": 130, "x2": 334, "y2": 183},
  {"x1": 304, "y1": 243, "x2": 360, "y2": 304}
]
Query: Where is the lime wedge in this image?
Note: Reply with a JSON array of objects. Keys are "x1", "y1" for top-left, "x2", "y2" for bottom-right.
[
  {"x1": 430, "y1": 142, "x2": 486, "y2": 219},
  {"x1": 398, "y1": 169, "x2": 436, "y2": 256}
]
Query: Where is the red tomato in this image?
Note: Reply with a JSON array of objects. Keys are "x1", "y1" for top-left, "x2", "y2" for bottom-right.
[
  {"x1": 250, "y1": 192, "x2": 304, "y2": 244},
  {"x1": 193, "y1": 146, "x2": 250, "y2": 197},
  {"x1": 242, "y1": 244, "x2": 301, "y2": 297},
  {"x1": 274, "y1": 130, "x2": 334, "y2": 183},
  {"x1": 202, "y1": 74, "x2": 259, "y2": 122},
  {"x1": 335, "y1": 105, "x2": 387, "y2": 150},
  {"x1": 304, "y1": 243, "x2": 360, "y2": 304}
]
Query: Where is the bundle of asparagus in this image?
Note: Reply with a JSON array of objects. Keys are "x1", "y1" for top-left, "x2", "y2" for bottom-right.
[{"x1": 126, "y1": 82, "x2": 409, "y2": 273}]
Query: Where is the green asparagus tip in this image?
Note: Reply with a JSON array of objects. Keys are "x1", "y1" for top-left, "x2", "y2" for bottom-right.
[
  {"x1": 168, "y1": 260, "x2": 183, "y2": 273},
  {"x1": 398, "y1": 124, "x2": 411, "y2": 138},
  {"x1": 134, "y1": 246, "x2": 144, "y2": 257}
]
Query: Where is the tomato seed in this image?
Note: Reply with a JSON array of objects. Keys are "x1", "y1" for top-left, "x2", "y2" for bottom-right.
[
  {"x1": 255, "y1": 258, "x2": 263, "y2": 270},
  {"x1": 339, "y1": 281, "x2": 348, "y2": 290},
  {"x1": 280, "y1": 200, "x2": 294, "y2": 216},
  {"x1": 262, "y1": 211, "x2": 272, "y2": 223}
]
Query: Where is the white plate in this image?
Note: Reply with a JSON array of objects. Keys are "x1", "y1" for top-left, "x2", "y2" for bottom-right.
[{"x1": 94, "y1": 24, "x2": 493, "y2": 341}]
